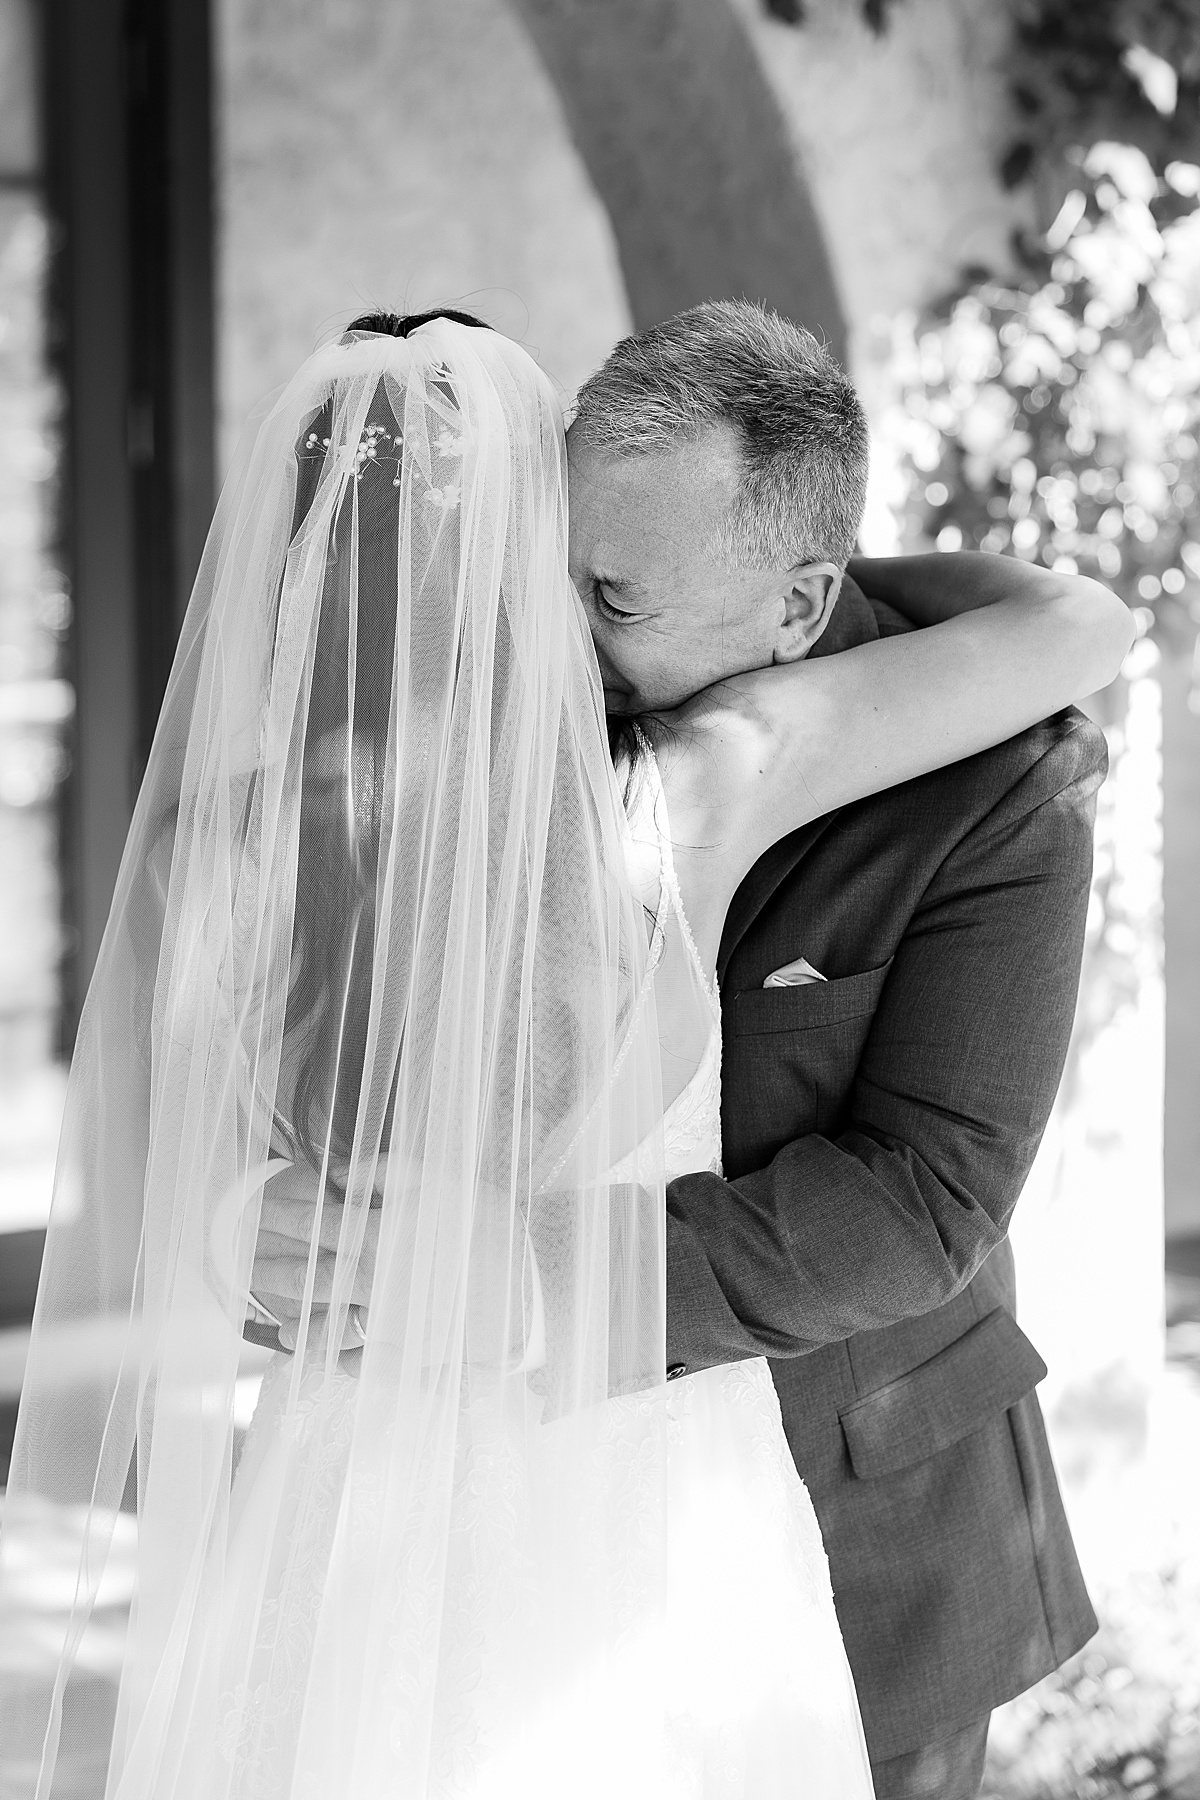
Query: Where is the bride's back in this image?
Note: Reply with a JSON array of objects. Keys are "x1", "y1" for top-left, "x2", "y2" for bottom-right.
[{"x1": 2, "y1": 317, "x2": 676, "y2": 1798}]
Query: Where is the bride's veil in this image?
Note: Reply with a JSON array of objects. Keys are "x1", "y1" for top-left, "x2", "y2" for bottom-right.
[{"x1": 0, "y1": 322, "x2": 671, "y2": 1796}]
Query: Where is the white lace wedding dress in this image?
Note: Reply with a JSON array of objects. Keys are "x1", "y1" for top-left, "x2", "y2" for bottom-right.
[
  {"x1": 625, "y1": 743, "x2": 875, "y2": 1798},
  {"x1": 207, "y1": 748, "x2": 874, "y2": 1800}
]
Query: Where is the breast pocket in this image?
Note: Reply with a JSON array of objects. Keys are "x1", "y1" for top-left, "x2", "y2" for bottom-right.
[{"x1": 724, "y1": 960, "x2": 893, "y2": 1167}]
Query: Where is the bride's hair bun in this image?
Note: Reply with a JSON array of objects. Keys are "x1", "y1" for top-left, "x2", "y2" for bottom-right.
[{"x1": 345, "y1": 308, "x2": 491, "y2": 338}]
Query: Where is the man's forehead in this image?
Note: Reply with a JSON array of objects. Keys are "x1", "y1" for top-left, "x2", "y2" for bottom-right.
[
  {"x1": 567, "y1": 425, "x2": 740, "y2": 567},
  {"x1": 568, "y1": 423, "x2": 739, "y2": 492}
]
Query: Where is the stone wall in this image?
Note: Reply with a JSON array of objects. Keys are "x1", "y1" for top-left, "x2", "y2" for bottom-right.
[
  {"x1": 217, "y1": 0, "x2": 1032, "y2": 460},
  {"x1": 214, "y1": 0, "x2": 630, "y2": 472},
  {"x1": 733, "y1": 0, "x2": 1031, "y2": 344}
]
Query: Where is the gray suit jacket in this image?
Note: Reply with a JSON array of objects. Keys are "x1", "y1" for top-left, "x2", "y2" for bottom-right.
[{"x1": 665, "y1": 583, "x2": 1101, "y2": 1759}]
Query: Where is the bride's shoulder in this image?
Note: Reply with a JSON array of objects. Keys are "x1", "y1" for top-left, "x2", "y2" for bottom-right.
[
  {"x1": 634, "y1": 700, "x2": 786, "y2": 942},
  {"x1": 644, "y1": 674, "x2": 799, "y2": 833}
]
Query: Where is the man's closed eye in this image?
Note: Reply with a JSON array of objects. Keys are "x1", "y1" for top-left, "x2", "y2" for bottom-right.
[{"x1": 594, "y1": 581, "x2": 640, "y2": 624}]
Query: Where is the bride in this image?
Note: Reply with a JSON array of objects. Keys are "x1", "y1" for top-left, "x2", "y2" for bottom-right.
[{"x1": 0, "y1": 314, "x2": 1131, "y2": 1799}]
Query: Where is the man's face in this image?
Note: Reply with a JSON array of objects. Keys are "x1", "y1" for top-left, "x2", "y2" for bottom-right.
[{"x1": 566, "y1": 421, "x2": 833, "y2": 714}]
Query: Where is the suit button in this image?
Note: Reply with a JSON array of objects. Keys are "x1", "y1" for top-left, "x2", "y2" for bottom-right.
[{"x1": 666, "y1": 1363, "x2": 688, "y2": 1381}]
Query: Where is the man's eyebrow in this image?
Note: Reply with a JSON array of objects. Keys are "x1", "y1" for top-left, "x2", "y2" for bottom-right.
[{"x1": 592, "y1": 572, "x2": 636, "y2": 595}]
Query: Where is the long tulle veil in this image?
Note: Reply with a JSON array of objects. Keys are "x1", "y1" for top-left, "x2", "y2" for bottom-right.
[{"x1": 0, "y1": 322, "x2": 671, "y2": 1797}]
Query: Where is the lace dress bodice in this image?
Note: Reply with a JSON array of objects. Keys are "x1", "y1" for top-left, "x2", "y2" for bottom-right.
[
  {"x1": 618, "y1": 738, "x2": 874, "y2": 1796},
  {"x1": 663, "y1": 1025, "x2": 723, "y2": 1183}
]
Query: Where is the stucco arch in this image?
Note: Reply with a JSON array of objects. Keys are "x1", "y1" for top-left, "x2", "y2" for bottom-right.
[{"x1": 510, "y1": 0, "x2": 849, "y2": 361}]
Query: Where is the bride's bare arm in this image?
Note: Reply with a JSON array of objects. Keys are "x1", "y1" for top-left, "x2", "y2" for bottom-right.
[
  {"x1": 844, "y1": 549, "x2": 1113, "y2": 626},
  {"x1": 659, "y1": 554, "x2": 1133, "y2": 930}
]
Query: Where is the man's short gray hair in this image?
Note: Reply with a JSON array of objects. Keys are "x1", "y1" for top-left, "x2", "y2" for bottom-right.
[{"x1": 572, "y1": 300, "x2": 869, "y2": 570}]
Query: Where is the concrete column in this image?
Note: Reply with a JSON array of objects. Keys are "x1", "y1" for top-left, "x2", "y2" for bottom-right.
[
  {"x1": 1162, "y1": 624, "x2": 1200, "y2": 1248},
  {"x1": 1009, "y1": 647, "x2": 1166, "y2": 1512}
]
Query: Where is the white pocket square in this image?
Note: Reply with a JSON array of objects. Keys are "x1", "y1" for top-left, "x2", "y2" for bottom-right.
[{"x1": 763, "y1": 956, "x2": 827, "y2": 988}]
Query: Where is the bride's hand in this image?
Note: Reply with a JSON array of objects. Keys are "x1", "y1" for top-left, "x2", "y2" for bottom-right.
[{"x1": 251, "y1": 1159, "x2": 385, "y2": 1351}]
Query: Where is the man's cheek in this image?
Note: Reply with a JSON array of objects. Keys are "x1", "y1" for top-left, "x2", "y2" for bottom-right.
[{"x1": 594, "y1": 636, "x2": 632, "y2": 693}]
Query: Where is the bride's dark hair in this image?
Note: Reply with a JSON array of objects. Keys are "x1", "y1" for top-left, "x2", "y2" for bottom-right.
[{"x1": 345, "y1": 307, "x2": 492, "y2": 338}]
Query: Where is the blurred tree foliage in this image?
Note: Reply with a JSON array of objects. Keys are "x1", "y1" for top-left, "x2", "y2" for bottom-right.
[
  {"x1": 883, "y1": 142, "x2": 1200, "y2": 656},
  {"x1": 982, "y1": 1562, "x2": 1200, "y2": 1798},
  {"x1": 761, "y1": 0, "x2": 1200, "y2": 657},
  {"x1": 761, "y1": 0, "x2": 1200, "y2": 191},
  {"x1": 839, "y1": 2, "x2": 1200, "y2": 672},
  {"x1": 1006, "y1": 2, "x2": 1200, "y2": 191}
]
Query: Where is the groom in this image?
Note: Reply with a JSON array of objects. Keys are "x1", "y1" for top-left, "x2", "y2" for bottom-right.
[
  {"x1": 257, "y1": 301, "x2": 1102, "y2": 1800},
  {"x1": 566, "y1": 301, "x2": 1101, "y2": 1800}
]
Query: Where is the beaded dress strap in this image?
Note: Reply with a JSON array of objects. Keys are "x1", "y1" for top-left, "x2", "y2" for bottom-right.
[{"x1": 631, "y1": 724, "x2": 720, "y2": 1015}]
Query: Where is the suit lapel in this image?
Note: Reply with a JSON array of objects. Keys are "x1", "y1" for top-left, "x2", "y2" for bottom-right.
[
  {"x1": 716, "y1": 578, "x2": 884, "y2": 984},
  {"x1": 717, "y1": 815, "x2": 836, "y2": 983}
]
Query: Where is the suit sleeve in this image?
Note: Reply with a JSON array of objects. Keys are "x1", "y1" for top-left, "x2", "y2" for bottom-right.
[{"x1": 664, "y1": 719, "x2": 1108, "y2": 1370}]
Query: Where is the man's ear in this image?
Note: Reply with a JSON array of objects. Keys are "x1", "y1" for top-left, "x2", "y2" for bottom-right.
[{"x1": 772, "y1": 562, "x2": 845, "y2": 665}]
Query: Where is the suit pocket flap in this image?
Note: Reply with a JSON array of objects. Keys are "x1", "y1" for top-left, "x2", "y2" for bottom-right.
[
  {"x1": 840, "y1": 1308, "x2": 1047, "y2": 1481},
  {"x1": 729, "y1": 959, "x2": 893, "y2": 1037}
]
